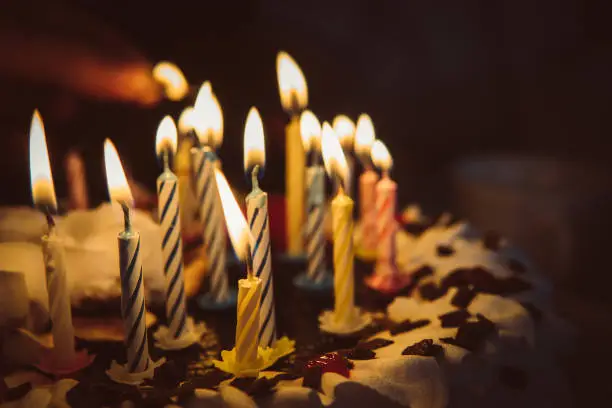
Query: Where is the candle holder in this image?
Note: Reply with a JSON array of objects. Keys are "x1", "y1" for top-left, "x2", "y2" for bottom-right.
[
  {"x1": 365, "y1": 228, "x2": 412, "y2": 294},
  {"x1": 153, "y1": 317, "x2": 208, "y2": 351},
  {"x1": 318, "y1": 308, "x2": 372, "y2": 336}
]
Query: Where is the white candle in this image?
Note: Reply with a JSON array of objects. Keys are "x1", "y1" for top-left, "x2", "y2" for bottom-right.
[
  {"x1": 29, "y1": 110, "x2": 77, "y2": 368},
  {"x1": 105, "y1": 139, "x2": 152, "y2": 373},
  {"x1": 276, "y1": 51, "x2": 308, "y2": 256},
  {"x1": 244, "y1": 107, "x2": 276, "y2": 347},
  {"x1": 156, "y1": 116, "x2": 188, "y2": 338},
  {"x1": 192, "y1": 83, "x2": 229, "y2": 303}
]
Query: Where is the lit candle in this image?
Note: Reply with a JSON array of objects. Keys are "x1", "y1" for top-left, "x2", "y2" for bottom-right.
[
  {"x1": 152, "y1": 61, "x2": 189, "y2": 101},
  {"x1": 176, "y1": 106, "x2": 199, "y2": 228},
  {"x1": 192, "y1": 82, "x2": 230, "y2": 304},
  {"x1": 29, "y1": 110, "x2": 76, "y2": 368},
  {"x1": 300, "y1": 110, "x2": 328, "y2": 283},
  {"x1": 321, "y1": 123, "x2": 355, "y2": 325},
  {"x1": 366, "y1": 140, "x2": 409, "y2": 293},
  {"x1": 355, "y1": 114, "x2": 379, "y2": 253},
  {"x1": 243, "y1": 107, "x2": 276, "y2": 347},
  {"x1": 333, "y1": 115, "x2": 356, "y2": 197},
  {"x1": 276, "y1": 51, "x2": 308, "y2": 256},
  {"x1": 155, "y1": 116, "x2": 188, "y2": 338},
  {"x1": 215, "y1": 169, "x2": 262, "y2": 372},
  {"x1": 104, "y1": 139, "x2": 152, "y2": 374}
]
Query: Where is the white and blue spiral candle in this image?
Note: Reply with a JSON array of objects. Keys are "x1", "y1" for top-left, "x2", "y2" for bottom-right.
[
  {"x1": 191, "y1": 82, "x2": 231, "y2": 306},
  {"x1": 155, "y1": 116, "x2": 190, "y2": 341},
  {"x1": 104, "y1": 140, "x2": 162, "y2": 382},
  {"x1": 244, "y1": 107, "x2": 276, "y2": 347}
]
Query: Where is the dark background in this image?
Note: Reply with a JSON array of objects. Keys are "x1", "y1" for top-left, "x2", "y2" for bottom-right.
[{"x1": 1, "y1": 1, "x2": 611, "y2": 404}]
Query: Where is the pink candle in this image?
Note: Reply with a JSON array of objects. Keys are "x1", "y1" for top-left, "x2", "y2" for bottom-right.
[
  {"x1": 359, "y1": 169, "x2": 379, "y2": 252},
  {"x1": 375, "y1": 174, "x2": 397, "y2": 262}
]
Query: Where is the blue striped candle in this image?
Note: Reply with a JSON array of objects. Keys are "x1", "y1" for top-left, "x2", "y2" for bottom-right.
[
  {"x1": 192, "y1": 147, "x2": 229, "y2": 302},
  {"x1": 305, "y1": 166, "x2": 326, "y2": 283},
  {"x1": 118, "y1": 209, "x2": 151, "y2": 373},
  {"x1": 157, "y1": 170, "x2": 187, "y2": 338},
  {"x1": 246, "y1": 170, "x2": 275, "y2": 347}
]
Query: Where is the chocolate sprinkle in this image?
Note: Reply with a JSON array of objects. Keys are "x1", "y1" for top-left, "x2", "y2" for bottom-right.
[
  {"x1": 451, "y1": 286, "x2": 477, "y2": 309},
  {"x1": 390, "y1": 319, "x2": 430, "y2": 336},
  {"x1": 439, "y1": 310, "x2": 471, "y2": 328},
  {"x1": 442, "y1": 314, "x2": 497, "y2": 352},
  {"x1": 483, "y1": 231, "x2": 502, "y2": 251},
  {"x1": 499, "y1": 366, "x2": 528, "y2": 390},
  {"x1": 402, "y1": 339, "x2": 444, "y2": 358},
  {"x1": 419, "y1": 283, "x2": 448, "y2": 301},
  {"x1": 436, "y1": 245, "x2": 455, "y2": 257},
  {"x1": 442, "y1": 267, "x2": 532, "y2": 295},
  {"x1": 189, "y1": 368, "x2": 232, "y2": 390},
  {"x1": 520, "y1": 302, "x2": 543, "y2": 324},
  {"x1": 230, "y1": 376, "x2": 276, "y2": 397},
  {"x1": 412, "y1": 265, "x2": 435, "y2": 280},
  {"x1": 357, "y1": 338, "x2": 394, "y2": 350},
  {"x1": 508, "y1": 258, "x2": 527, "y2": 274},
  {"x1": 341, "y1": 348, "x2": 377, "y2": 360}
]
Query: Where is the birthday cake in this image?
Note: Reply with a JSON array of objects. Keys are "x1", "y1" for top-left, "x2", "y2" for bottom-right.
[{"x1": 0, "y1": 205, "x2": 572, "y2": 408}]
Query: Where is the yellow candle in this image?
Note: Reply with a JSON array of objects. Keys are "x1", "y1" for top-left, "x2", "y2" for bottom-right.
[
  {"x1": 331, "y1": 189, "x2": 355, "y2": 323},
  {"x1": 276, "y1": 51, "x2": 308, "y2": 256},
  {"x1": 235, "y1": 275, "x2": 262, "y2": 368}
]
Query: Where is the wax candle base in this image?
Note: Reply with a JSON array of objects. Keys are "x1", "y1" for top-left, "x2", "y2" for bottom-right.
[
  {"x1": 212, "y1": 336, "x2": 295, "y2": 377},
  {"x1": 318, "y1": 308, "x2": 372, "y2": 336},
  {"x1": 365, "y1": 266, "x2": 413, "y2": 294},
  {"x1": 197, "y1": 289, "x2": 237, "y2": 310},
  {"x1": 293, "y1": 271, "x2": 333, "y2": 292},
  {"x1": 35, "y1": 349, "x2": 95, "y2": 377},
  {"x1": 106, "y1": 358, "x2": 166, "y2": 386},
  {"x1": 153, "y1": 317, "x2": 207, "y2": 350}
]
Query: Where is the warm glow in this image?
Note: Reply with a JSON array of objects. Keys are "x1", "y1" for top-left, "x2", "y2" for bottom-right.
[
  {"x1": 332, "y1": 115, "x2": 356, "y2": 150},
  {"x1": 354, "y1": 114, "x2": 376, "y2": 156},
  {"x1": 299, "y1": 110, "x2": 321, "y2": 152},
  {"x1": 321, "y1": 122, "x2": 349, "y2": 187},
  {"x1": 243, "y1": 107, "x2": 266, "y2": 172},
  {"x1": 193, "y1": 81, "x2": 223, "y2": 148},
  {"x1": 214, "y1": 168, "x2": 251, "y2": 261},
  {"x1": 152, "y1": 61, "x2": 188, "y2": 101},
  {"x1": 29, "y1": 110, "x2": 57, "y2": 210},
  {"x1": 104, "y1": 139, "x2": 133, "y2": 206},
  {"x1": 155, "y1": 115, "x2": 178, "y2": 157},
  {"x1": 371, "y1": 140, "x2": 393, "y2": 172},
  {"x1": 276, "y1": 51, "x2": 308, "y2": 113},
  {"x1": 178, "y1": 106, "x2": 196, "y2": 135}
]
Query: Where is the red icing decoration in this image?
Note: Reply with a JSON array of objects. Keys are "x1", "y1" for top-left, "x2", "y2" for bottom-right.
[{"x1": 305, "y1": 352, "x2": 350, "y2": 378}]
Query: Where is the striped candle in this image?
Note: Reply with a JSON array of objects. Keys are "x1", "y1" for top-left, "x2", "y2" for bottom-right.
[
  {"x1": 305, "y1": 166, "x2": 326, "y2": 282},
  {"x1": 375, "y1": 175, "x2": 397, "y2": 267},
  {"x1": 42, "y1": 230, "x2": 76, "y2": 367},
  {"x1": 235, "y1": 275, "x2": 262, "y2": 369},
  {"x1": 331, "y1": 189, "x2": 355, "y2": 324},
  {"x1": 246, "y1": 174, "x2": 276, "y2": 347},
  {"x1": 119, "y1": 218, "x2": 151, "y2": 373},
  {"x1": 157, "y1": 171, "x2": 187, "y2": 338},
  {"x1": 192, "y1": 147, "x2": 229, "y2": 303}
]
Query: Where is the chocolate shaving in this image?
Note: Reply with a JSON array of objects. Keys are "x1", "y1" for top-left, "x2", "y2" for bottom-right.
[
  {"x1": 520, "y1": 302, "x2": 543, "y2": 324},
  {"x1": 442, "y1": 314, "x2": 497, "y2": 352},
  {"x1": 442, "y1": 267, "x2": 532, "y2": 295},
  {"x1": 439, "y1": 310, "x2": 471, "y2": 328},
  {"x1": 451, "y1": 286, "x2": 477, "y2": 309},
  {"x1": 357, "y1": 338, "x2": 394, "y2": 350},
  {"x1": 436, "y1": 245, "x2": 455, "y2": 257},
  {"x1": 404, "y1": 223, "x2": 429, "y2": 237},
  {"x1": 499, "y1": 365, "x2": 528, "y2": 390},
  {"x1": 302, "y1": 365, "x2": 322, "y2": 390},
  {"x1": 412, "y1": 265, "x2": 435, "y2": 280},
  {"x1": 508, "y1": 258, "x2": 527, "y2": 274},
  {"x1": 483, "y1": 231, "x2": 502, "y2": 251},
  {"x1": 230, "y1": 377, "x2": 275, "y2": 397},
  {"x1": 189, "y1": 368, "x2": 232, "y2": 390},
  {"x1": 402, "y1": 339, "x2": 444, "y2": 358},
  {"x1": 3, "y1": 383, "x2": 32, "y2": 402},
  {"x1": 341, "y1": 348, "x2": 376, "y2": 360},
  {"x1": 419, "y1": 283, "x2": 448, "y2": 301},
  {"x1": 390, "y1": 319, "x2": 430, "y2": 336}
]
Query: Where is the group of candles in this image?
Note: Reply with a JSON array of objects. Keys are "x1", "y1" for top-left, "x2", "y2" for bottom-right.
[{"x1": 26, "y1": 51, "x2": 401, "y2": 379}]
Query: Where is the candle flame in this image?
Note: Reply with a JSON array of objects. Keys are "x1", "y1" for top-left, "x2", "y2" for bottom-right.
[
  {"x1": 155, "y1": 116, "x2": 178, "y2": 158},
  {"x1": 214, "y1": 168, "x2": 251, "y2": 261},
  {"x1": 371, "y1": 140, "x2": 393, "y2": 171},
  {"x1": 321, "y1": 122, "x2": 349, "y2": 187},
  {"x1": 299, "y1": 110, "x2": 321, "y2": 152},
  {"x1": 29, "y1": 110, "x2": 57, "y2": 210},
  {"x1": 152, "y1": 61, "x2": 188, "y2": 101},
  {"x1": 193, "y1": 81, "x2": 223, "y2": 148},
  {"x1": 354, "y1": 114, "x2": 376, "y2": 156},
  {"x1": 332, "y1": 115, "x2": 355, "y2": 150},
  {"x1": 104, "y1": 139, "x2": 133, "y2": 207},
  {"x1": 276, "y1": 51, "x2": 308, "y2": 113},
  {"x1": 243, "y1": 107, "x2": 266, "y2": 172},
  {"x1": 178, "y1": 106, "x2": 196, "y2": 135}
]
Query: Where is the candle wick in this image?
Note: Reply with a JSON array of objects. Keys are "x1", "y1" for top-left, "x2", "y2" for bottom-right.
[
  {"x1": 246, "y1": 241, "x2": 254, "y2": 280},
  {"x1": 251, "y1": 165, "x2": 260, "y2": 190},
  {"x1": 162, "y1": 149, "x2": 170, "y2": 172},
  {"x1": 44, "y1": 209, "x2": 56, "y2": 231},
  {"x1": 120, "y1": 202, "x2": 132, "y2": 232},
  {"x1": 383, "y1": 169, "x2": 390, "y2": 179}
]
